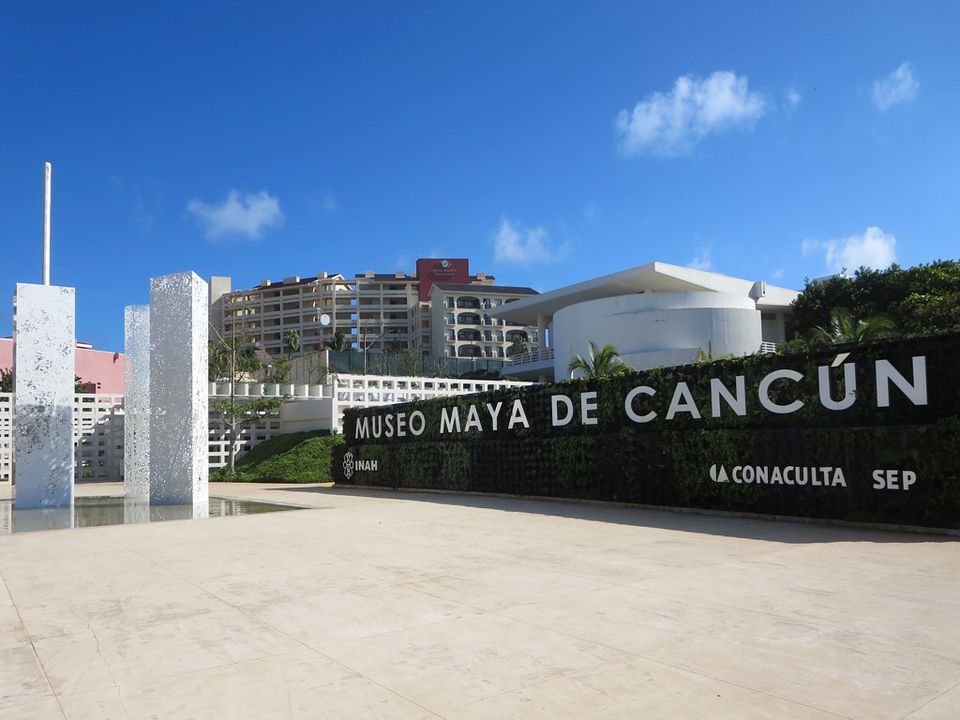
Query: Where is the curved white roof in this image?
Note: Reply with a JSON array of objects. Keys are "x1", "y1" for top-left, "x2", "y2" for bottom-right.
[{"x1": 491, "y1": 261, "x2": 800, "y2": 326}]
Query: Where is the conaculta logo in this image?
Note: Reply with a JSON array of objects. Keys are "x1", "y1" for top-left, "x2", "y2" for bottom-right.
[{"x1": 709, "y1": 463, "x2": 847, "y2": 487}]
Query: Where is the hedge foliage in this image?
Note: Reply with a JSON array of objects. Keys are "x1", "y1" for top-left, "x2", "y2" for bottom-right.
[
  {"x1": 333, "y1": 333, "x2": 960, "y2": 529},
  {"x1": 214, "y1": 432, "x2": 344, "y2": 483},
  {"x1": 789, "y1": 260, "x2": 960, "y2": 339}
]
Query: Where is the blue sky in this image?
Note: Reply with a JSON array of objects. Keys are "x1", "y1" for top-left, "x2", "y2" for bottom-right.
[{"x1": 1, "y1": 1, "x2": 958, "y2": 351}]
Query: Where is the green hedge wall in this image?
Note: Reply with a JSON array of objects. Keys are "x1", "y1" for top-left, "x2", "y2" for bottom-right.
[{"x1": 333, "y1": 333, "x2": 960, "y2": 530}]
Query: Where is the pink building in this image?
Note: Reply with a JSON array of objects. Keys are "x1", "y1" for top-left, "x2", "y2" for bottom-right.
[{"x1": 0, "y1": 338, "x2": 125, "y2": 394}]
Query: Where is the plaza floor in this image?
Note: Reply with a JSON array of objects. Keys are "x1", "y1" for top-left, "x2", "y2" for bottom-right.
[{"x1": 0, "y1": 481, "x2": 958, "y2": 719}]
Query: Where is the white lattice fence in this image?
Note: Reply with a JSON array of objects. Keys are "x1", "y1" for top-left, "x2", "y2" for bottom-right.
[
  {"x1": 207, "y1": 416, "x2": 282, "y2": 469},
  {"x1": 0, "y1": 393, "x2": 281, "y2": 480}
]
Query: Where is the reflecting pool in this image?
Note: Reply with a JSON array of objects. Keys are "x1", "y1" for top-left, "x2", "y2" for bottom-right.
[{"x1": 0, "y1": 496, "x2": 301, "y2": 534}]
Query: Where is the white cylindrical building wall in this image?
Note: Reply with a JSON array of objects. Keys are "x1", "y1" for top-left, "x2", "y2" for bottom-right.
[{"x1": 553, "y1": 292, "x2": 762, "y2": 378}]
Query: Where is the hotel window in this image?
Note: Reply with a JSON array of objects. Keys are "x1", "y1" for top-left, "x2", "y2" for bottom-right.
[
  {"x1": 497, "y1": 347, "x2": 504, "y2": 357},
  {"x1": 446, "y1": 312, "x2": 455, "y2": 324},
  {"x1": 482, "y1": 298, "x2": 491, "y2": 309}
]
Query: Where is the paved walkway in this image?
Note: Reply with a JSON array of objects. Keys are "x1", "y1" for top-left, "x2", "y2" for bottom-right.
[{"x1": 0, "y1": 481, "x2": 958, "y2": 719}]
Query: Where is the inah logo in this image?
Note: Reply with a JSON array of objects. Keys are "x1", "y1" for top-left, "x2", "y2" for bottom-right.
[
  {"x1": 441, "y1": 259, "x2": 449, "y2": 268},
  {"x1": 342, "y1": 451, "x2": 355, "y2": 480}
]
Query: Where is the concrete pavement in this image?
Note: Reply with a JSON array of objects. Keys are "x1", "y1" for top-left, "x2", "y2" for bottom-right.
[{"x1": 0, "y1": 481, "x2": 958, "y2": 719}]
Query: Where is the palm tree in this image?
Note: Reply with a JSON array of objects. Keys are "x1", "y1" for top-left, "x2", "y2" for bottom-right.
[
  {"x1": 568, "y1": 341, "x2": 632, "y2": 379},
  {"x1": 810, "y1": 308, "x2": 897, "y2": 344},
  {"x1": 326, "y1": 330, "x2": 351, "y2": 352},
  {"x1": 282, "y1": 329, "x2": 301, "y2": 354}
]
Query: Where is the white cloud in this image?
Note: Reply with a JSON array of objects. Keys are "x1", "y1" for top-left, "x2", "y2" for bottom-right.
[
  {"x1": 616, "y1": 71, "x2": 766, "y2": 156},
  {"x1": 786, "y1": 87, "x2": 802, "y2": 107},
  {"x1": 872, "y1": 62, "x2": 919, "y2": 111},
  {"x1": 802, "y1": 226, "x2": 897, "y2": 273},
  {"x1": 187, "y1": 190, "x2": 283, "y2": 240},
  {"x1": 492, "y1": 218, "x2": 566, "y2": 265},
  {"x1": 688, "y1": 246, "x2": 713, "y2": 271},
  {"x1": 771, "y1": 267, "x2": 785, "y2": 280}
]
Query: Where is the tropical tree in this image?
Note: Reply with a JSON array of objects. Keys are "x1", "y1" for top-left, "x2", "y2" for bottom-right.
[
  {"x1": 0, "y1": 368, "x2": 12, "y2": 393},
  {"x1": 209, "y1": 327, "x2": 283, "y2": 474},
  {"x1": 282, "y1": 329, "x2": 301, "y2": 355},
  {"x1": 326, "y1": 330, "x2": 351, "y2": 352},
  {"x1": 809, "y1": 308, "x2": 898, "y2": 345},
  {"x1": 568, "y1": 341, "x2": 632, "y2": 379},
  {"x1": 509, "y1": 336, "x2": 529, "y2": 357}
]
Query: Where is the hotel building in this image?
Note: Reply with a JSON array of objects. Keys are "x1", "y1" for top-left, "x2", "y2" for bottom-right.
[{"x1": 209, "y1": 258, "x2": 540, "y2": 360}]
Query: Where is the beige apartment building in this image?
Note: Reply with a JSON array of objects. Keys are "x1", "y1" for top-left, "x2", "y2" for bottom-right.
[
  {"x1": 430, "y1": 283, "x2": 539, "y2": 359},
  {"x1": 209, "y1": 258, "x2": 540, "y2": 360}
]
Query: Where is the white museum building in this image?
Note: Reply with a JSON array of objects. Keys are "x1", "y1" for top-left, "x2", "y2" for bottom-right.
[{"x1": 493, "y1": 261, "x2": 801, "y2": 381}]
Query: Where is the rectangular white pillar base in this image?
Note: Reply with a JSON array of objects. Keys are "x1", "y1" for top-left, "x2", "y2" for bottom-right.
[
  {"x1": 123, "y1": 305, "x2": 150, "y2": 497},
  {"x1": 13, "y1": 284, "x2": 75, "y2": 509},
  {"x1": 149, "y1": 272, "x2": 208, "y2": 506}
]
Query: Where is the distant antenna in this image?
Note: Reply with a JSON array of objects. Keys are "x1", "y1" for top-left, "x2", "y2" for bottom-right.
[{"x1": 42, "y1": 162, "x2": 52, "y2": 285}]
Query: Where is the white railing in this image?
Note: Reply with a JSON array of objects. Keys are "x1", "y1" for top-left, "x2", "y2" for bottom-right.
[
  {"x1": 507, "y1": 347, "x2": 555, "y2": 367},
  {"x1": 758, "y1": 341, "x2": 780, "y2": 354}
]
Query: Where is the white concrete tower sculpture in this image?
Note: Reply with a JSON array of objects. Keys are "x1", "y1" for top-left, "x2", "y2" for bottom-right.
[
  {"x1": 149, "y1": 272, "x2": 209, "y2": 509},
  {"x1": 13, "y1": 162, "x2": 76, "y2": 509},
  {"x1": 13, "y1": 284, "x2": 76, "y2": 508},
  {"x1": 123, "y1": 305, "x2": 150, "y2": 497}
]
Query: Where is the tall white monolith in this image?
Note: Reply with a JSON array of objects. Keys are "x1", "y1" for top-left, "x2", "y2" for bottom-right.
[
  {"x1": 124, "y1": 305, "x2": 150, "y2": 497},
  {"x1": 13, "y1": 283, "x2": 76, "y2": 508},
  {"x1": 149, "y1": 272, "x2": 208, "y2": 507}
]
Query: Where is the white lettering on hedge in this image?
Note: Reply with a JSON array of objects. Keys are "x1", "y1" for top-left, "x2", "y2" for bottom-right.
[
  {"x1": 711, "y1": 464, "x2": 846, "y2": 487},
  {"x1": 666, "y1": 382, "x2": 701, "y2": 420},
  {"x1": 552, "y1": 395, "x2": 574, "y2": 426},
  {"x1": 440, "y1": 407, "x2": 461, "y2": 434},
  {"x1": 349, "y1": 353, "x2": 932, "y2": 438},
  {"x1": 486, "y1": 402, "x2": 503, "y2": 431},
  {"x1": 625, "y1": 386, "x2": 657, "y2": 423},
  {"x1": 758, "y1": 369, "x2": 804, "y2": 414},
  {"x1": 710, "y1": 376, "x2": 746, "y2": 417},
  {"x1": 507, "y1": 399, "x2": 529, "y2": 429},
  {"x1": 464, "y1": 404, "x2": 483, "y2": 432},
  {"x1": 409, "y1": 410, "x2": 426, "y2": 436},
  {"x1": 580, "y1": 391, "x2": 599, "y2": 426},
  {"x1": 818, "y1": 363, "x2": 857, "y2": 411},
  {"x1": 876, "y1": 357, "x2": 927, "y2": 408}
]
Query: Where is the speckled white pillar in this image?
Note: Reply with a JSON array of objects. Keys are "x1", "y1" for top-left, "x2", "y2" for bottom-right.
[
  {"x1": 13, "y1": 283, "x2": 75, "y2": 509},
  {"x1": 149, "y1": 272, "x2": 209, "y2": 506},
  {"x1": 123, "y1": 305, "x2": 150, "y2": 497}
]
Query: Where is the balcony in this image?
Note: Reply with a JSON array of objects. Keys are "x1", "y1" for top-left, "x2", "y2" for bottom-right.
[
  {"x1": 457, "y1": 345, "x2": 483, "y2": 358},
  {"x1": 457, "y1": 312, "x2": 481, "y2": 326},
  {"x1": 507, "y1": 347, "x2": 554, "y2": 367},
  {"x1": 455, "y1": 297, "x2": 480, "y2": 309}
]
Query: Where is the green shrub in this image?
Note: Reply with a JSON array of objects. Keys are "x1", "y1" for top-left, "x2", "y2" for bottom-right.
[{"x1": 214, "y1": 432, "x2": 344, "y2": 483}]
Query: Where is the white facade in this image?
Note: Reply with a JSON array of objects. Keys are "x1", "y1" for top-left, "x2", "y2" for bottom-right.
[
  {"x1": 494, "y1": 262, "x2": 801, "y2": 381},
  {"x1": 553, "y1": 292, "x2": 763, "y2": 378}
]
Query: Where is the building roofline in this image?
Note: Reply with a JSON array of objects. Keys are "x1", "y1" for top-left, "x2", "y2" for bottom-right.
[{"x1": 489, "y1": 261, "x2": 800, "y2": 325}]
